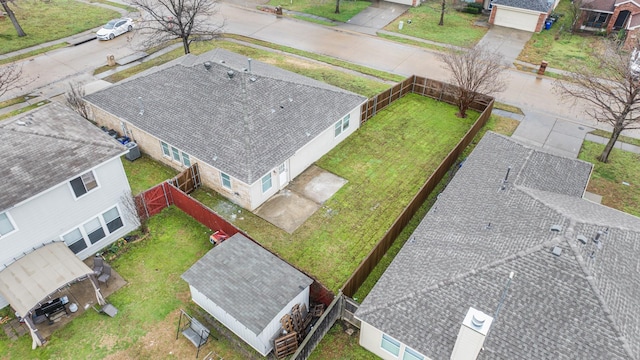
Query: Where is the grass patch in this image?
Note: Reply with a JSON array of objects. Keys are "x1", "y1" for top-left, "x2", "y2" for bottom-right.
[
  {"x1": 89, "y1": 0, "x2": 137, "y2": 12},
  {"x1": 0, "y1": 100, "x2": 50, "y2": 121},
  {"x1": 493, "y1": 102, "x2": 524, "y2": 115},
  {"x1": 383, "y1": 0, "x2": 488, "y2": 47},
  {"x1": 377, "y1": 32, "x2": 449, "y2": 52},
  {"x1": 0, "y1": 0, "x2": 120, "y2": 55},
  {"x1": 590, "y1": 129, "x2": 640, "y2": 148},
  {"x1": 193, "y1": 94, "x2": 477, "y2": 291},
  {"x1": 121, "y1": 155, "x2": 178, "y2": 195},
  {"x1": 579, "y1": 141, "x2": 640, "y2": 217},
  {"x1": 292, "y1": 14, "x2": 336, "y2": 26},
  {"x1": 267, "y1": 0, "x2": 371, "y2": 23},
  {"x1": 0, "y1": 94, "x2": 37, "y2": 109},
  {"x1": 0, "y1": 43, "x2": 68, "y2": 65},
  {"x1": 104, "y1": 40, "x2": 390, "y2": 97},
  {"x1": 517, "y1": 0, "x2": 603, "y2": 73}
]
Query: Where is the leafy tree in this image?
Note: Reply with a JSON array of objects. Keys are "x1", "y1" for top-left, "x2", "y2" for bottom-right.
[
  {"x1": 129, "y1": 0, "x2": 223, "y2": 54},
  {"x1": 1, "y1": 0, "x2": 26, "y2": 37},
  {"x1": 438, "y1": 45, "x2": 507, "y2": 118},
  {"x1": 555, "y1": 40, "x2": 640, "y2": 162}
]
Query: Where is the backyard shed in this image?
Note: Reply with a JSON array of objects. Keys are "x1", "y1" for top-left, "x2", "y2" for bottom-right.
[{"x1": 181, "y1": 234, "x2": 313, "y2": 356}]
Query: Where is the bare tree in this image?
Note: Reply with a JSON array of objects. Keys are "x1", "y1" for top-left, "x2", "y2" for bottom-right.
[
  {"x1": 65, "y1": 82, "x2": 91, "y2": 120},
  {"x1": 568, "y1": 0, "x2": 583, "y2": 33},
  {"x1": 555, "y1": 40, "x2": 640, "y2": 163},
  {"x1": 438, "y1": 45, "x2": 507, "y2": 118},
  {"x1": 129, "y1": 0, "x2": 223, "y2": 55},
  {"x1": 0, "y1": 63, "x2": 29, "y2": 99},
  {"x1": 1, "y1": 0, "x2": 26, "y2": 37},
  {"x1": 438, "y1": 0, "x2": 446, "y2": 26},
  {"x1": 335, "y1": 0, "x2": 340, "y2": 14}
]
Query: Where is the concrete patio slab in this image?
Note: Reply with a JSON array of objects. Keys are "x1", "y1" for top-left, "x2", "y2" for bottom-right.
[{"x1": 288, "y1": 165, "x2": 348, "y2": 204}]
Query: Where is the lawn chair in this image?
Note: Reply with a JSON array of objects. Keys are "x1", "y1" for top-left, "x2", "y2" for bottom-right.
[
  {"x1": 98, "y1": 263, "x2": 111, "y2": 287},
  {"x1": 93, "y1": 255, "x2": 104, "y2": 276}
]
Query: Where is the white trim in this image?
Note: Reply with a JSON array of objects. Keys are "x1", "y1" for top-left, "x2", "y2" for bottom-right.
[
  {"x1": 493, "y1": 4, "x2": 546, "y2": 15},
  {"x1": 59, "y1": 204, "x2": 126, "y2": 252},
  {"x1": 68, "y1": 170, "x2": 101, "y2": 200},
  {"x1": 220, "y1": 172, "x2": 232, "y2": 189},
  {"x1": 614, "y1": 0, "x2": 640, "y2": 9},
  {"x1": 160, "y1": 140, "x2": 192, "y2": 167}
]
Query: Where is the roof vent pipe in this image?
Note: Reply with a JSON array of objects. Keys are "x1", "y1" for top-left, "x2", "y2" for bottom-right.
[
  {"x1": 204, "y1": 61, "x2": 212, "y2": 70},
  {"x1": 227, "y1": 70, "x2": 235, "y2": 79},
  {"x1": 248, "y1": 58, "x2": 252, "y2": 73}
]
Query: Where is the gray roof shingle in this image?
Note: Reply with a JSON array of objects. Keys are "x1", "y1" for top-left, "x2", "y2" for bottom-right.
[
  {"x1": 356, "y1": 132, "x2": 639, "y2": 359},
  {"x1": 85, "y1": 49, "x2": 366, "y2": 184},
  {"x1": 181, "y1": 233, "x2": 313, "y2": 335},
  {"x1": 492, "y1": 0, "x2": 554, "y2": 12},
  {"x1": 0, "y1": 102, "x2": 127, "y2": 212}
]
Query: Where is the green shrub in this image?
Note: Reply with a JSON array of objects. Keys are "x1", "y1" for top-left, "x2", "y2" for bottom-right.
[{"x1": 462, "y1": 6, "x2": 480, "y2": 14}]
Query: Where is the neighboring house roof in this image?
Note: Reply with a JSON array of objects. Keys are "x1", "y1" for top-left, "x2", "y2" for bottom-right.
[
  {"x1": 491, "y1": 0, "x2": 554, "y2": 12},
  {"x1": 0, "y1": 102, "x2": 126, "y2": 212},
  {"x1": 356, "y1": 132, "x2": 640, "y2": 359},
  {"x1": 181, "y1": 233, "x2": 313, "y2": 335},
  {"x1": 85, "y1": 49, "x2": 367, "y2": 185},
  {"x1": 582, "y1": 0, "x2": 616, "y2": 12}
]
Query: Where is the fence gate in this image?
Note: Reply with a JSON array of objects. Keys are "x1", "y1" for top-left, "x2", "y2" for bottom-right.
[
  {"x1": 171, "y1": 163, "x2": 201, "y2": 194},
  {"x1": 341, "y1": 296, "x2": 361, "y2": 328}
]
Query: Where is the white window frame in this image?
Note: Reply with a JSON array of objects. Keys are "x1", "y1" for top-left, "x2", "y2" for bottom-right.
[
  {"x1": 62, "y1": 227, "x2": 87, "y2": 254},
  {"x1": 342, "y1": 113, "x2": 350, "y2": 131},
  {"x1": 161, "y1": 141, "x2": 171, "y2": 157},
  {"x1": 69, "y1": 170, "x2": 99, "y2": 199},
  {"x1": 334, "y1": 114, "x2": 351, "y2": 138},
  {"x1": 182, "y1": 153, "x2": 191, "y2": 167},
  {"x1": 403, "y1": 347, "x2": 425, "y2": 360},
  {"x1": 0, "y1": 211, "x2": 17, "y2": 237},
  {"x1": 261, "y1": 173, "x2": 272, "y2": 193},
  {"x1": 161, "y1": 141, "x2": 192, "y2": 167},
  {"x1": 103, "y1": 206, "x2": 124, "y2": 234},
  {"x1": 84, "y1": 216, "x2": 106, "y2": 245},
  {"x1": 60, "y1": 204, "x2": 125, "y2": 254},
  {"x1": 220, "y1": 172, "x2": 232, "y2": 189},
  {"x1": 381, "y1": 334, "x2": 401, "y2": 356}
]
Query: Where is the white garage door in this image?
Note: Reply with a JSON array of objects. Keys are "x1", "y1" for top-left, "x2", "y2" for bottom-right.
[{"x1": 493, "y1": 7, "x2": 540, "y2": 32}]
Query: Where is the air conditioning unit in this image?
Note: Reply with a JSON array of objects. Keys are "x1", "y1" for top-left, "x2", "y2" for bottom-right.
[{"x1": 124, "y1": 142, "x2": 141, "y2": 161}]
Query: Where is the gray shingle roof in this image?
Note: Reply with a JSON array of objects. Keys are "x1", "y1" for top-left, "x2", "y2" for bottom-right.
[
  {"x1": 492, "y1": 0, "x2": 554, "y2": 12},
  {"x1": 0, "y1": 102, "x2": 127, "y2": 212},
  {"x1": 85, "y1": 49, "x2": 366, "y2": 184},
  {"x1": 581, "y1": 0, "x2": 616, "y2": 12},
  {"x1": 356, "y1": 132, "x2": 640, "y2": 359},
  {"x1": 181, "y1": 233, "x2": 313, "y2": 335}
]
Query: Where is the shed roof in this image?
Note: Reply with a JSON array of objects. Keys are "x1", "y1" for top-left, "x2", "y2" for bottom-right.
[
  {"x1": 85, "y1": 49, "x2": 367, "y2": 185},
  {"x1": 181, "y1": 234, "x2": 313, "y2": 335},
  {"x1": 356, "y1": 132, "x2": 640, "y2": 359},
  {"x1": 0, "y1": 242, "x2": 94, "y2": 317},
  {"x1": 0, "y1": 102, "x2": 126, "y2": 212}
]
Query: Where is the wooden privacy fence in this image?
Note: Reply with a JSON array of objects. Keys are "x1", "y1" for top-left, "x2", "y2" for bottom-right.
[
  {"x1": 343, "y1": 76, "x2": 494, "y2": 297},
  {"x1": 291, "y1": 291, "x2": 344, "y2": 360}
]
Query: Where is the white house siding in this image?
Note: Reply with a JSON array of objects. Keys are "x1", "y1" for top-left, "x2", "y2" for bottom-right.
[
  {"x1": 256, "y1": 286, "x2": 310, "y2": 353},
  {"x1": 358, "y1": 320, "x2": 433, "y2": 360},
  {"x1": 189, "y1": 285, "x2": 269, "y2": 356},
  {"x1": 493, "y1": 6, "x2": 541, "y2": 32},
  {"x1": 0, "y1": 156, "x2": 139, "y2": 309}
]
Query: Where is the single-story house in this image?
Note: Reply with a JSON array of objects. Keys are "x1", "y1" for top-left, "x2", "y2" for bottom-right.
[
  {"x1": 355, "y1": 132, "x2": 640, "y2": 359},
  {"x1": 580, "y1": 0, "x2": 640, "y2": 49},
  {"x1": 85, "y1": 49, "x2": 367, "y2": 211},
  {"x1": 181, "y1": 233, "x2": 313, "y2": 356},
  {"x1": 0, "y1": 102, "x2": 138, "y2": 324},
  {"x1": 489, "y1": 0, "x2": 560, "y2": 32}
]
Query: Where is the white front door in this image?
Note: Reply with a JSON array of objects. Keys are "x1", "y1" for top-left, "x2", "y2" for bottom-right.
[{"x1": 279, "y1": 162, "x2": 288, "y2": 189}]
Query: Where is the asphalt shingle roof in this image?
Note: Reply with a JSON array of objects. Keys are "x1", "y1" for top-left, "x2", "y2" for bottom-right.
[
  {"x1": 0, "y1": 102, "x2": 126, "y2": 212},
  {"x1": 85, "y1": 49, "x2": 366, "y2": 184},
  {"x1": 181, "y1": 233, "x2": 313, "y2": 335},
  {"x1": 492, "y1": 0, "x2": 554, "y2": 12},
  {"x1": 356, "y1": 132, "x2": 640, "y2": 359}
]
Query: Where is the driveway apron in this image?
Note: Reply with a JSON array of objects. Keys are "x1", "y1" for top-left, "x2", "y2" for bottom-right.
[{"x1": 477, "y1": 25, "x2": 532, "y2": 67}]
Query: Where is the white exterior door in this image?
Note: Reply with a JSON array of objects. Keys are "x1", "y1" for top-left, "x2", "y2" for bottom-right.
[
  {"x1": 494, "y1": 7, "x2": 539, "y2": 32},
  {"x1": 278, "y1": 162, "x2": 288, "y2": 189}
]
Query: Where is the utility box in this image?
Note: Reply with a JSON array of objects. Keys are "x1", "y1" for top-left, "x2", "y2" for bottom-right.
[{"x1": 124, "y1": 142, "x2": 141, "y2": 161}]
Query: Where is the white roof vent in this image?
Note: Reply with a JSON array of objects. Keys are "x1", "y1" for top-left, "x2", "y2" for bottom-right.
[
  {"x1": 450, "y1": 308, "x2": 493, "y2": 360},
  {"x1": 550, "y1": 224, "x2": 563, "y2": 232}
]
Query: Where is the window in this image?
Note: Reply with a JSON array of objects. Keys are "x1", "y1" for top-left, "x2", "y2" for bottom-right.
[
  {"x1": 334, "y1": 114, "x2": 351, "y2": 137},
  {"x1": 221, "y1": 172, "x2": 231, "y2": 189},
  {"x1": 403, "y1": 347, "x2": 424, "y2": 360},
  {"x1": 161, "y1": 141, "x2": 170, "y2": 157},
  {"x1": 0, "y1": 212, "x2": 16, "y2": 237},
  {"x1": 182, "y1": 153, "x2": 191, "y2": 167},
  {"x1": 70, "y1": 171, "x2": 98, "y2": 198},
  {"x1": 585, "y1": 12, "x2": 609, "y2": 28},
  {"x1": 261, "y1": 173, "x2": 272, "y2": 193},
  {"x1": 171, "y1": 146, "x2": 181, "y2": 162},
  {"x1": 381, "y1": 334, "x2": 401, "y2": 356},
  {"x1": 63, "y1": 228, "x2": 87, "y2": 254},
  {"x1": 103, "y1": 207, "x2": 123, "y2": 233},
  {"x1": 84, "y1": 217, "x2": 105, "y2": 244}
]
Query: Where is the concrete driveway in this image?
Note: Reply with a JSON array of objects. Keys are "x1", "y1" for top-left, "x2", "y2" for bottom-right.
[
  {"x1": 337, "y1": 0, "x2": 409, "y2": 35},
  {"x1": 477, "y1": 25, "x2": 532, "y2": 66}
]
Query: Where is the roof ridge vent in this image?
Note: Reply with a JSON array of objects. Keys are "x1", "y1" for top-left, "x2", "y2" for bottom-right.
[
  {"x1": 577, "y1": 234, "x2": 588, "y2": 244},
  {"x1": 550, "y1": 224, "x2": 562, "y2": 232}
]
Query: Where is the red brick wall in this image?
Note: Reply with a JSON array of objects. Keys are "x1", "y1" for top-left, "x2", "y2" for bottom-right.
[
  {"x1": 535, "y1": 13, "x2": 546, "y2": 32},
  {"x1": 607, "y1": 3, "x2": 640, "y2": 33},
  {"x1": 489, "y1": 5, "x2": 497, "y2": 24}
]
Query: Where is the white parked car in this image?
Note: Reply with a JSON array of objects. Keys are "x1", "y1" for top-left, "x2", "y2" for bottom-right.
[{"x1": 96, "y1": 18, "x2": 134, "y2": 40}]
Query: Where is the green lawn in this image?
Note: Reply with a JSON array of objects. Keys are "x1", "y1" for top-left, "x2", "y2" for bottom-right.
[
  {"x1": 517, "y1": 0, "x2": 603, "y2": 72},
  {"x1": 0, "y1": 208, "x2": 254, "y2": 359},
  {"x1": 0, "y1": 0, "x2": 120, "y2": 55},
  {"x1": 193, "y1": 93, "x2": 478, "y2": 292},
  {"x1": 579, "y1": 141, "x2": 640, "y2": 217},
  {"x1": 267, "y1": 0, "x2": 371, "y2": 23},
  {"x1": 383, "y1": 0, "x2": 488, "y2": 47},
  {"x1": 120, "y1": 155, "x2": 178, "y2": 195}
]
